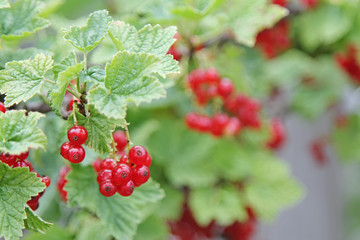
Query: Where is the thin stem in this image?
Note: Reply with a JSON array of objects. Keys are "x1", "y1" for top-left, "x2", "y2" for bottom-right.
[
  {"x1": 124, "y1": 124, "x2": 131, "y2": 151},
  {"x1": 66, "y1": 86, "x2": 82, "y2": 100},
  {"x1": 84, "y1": 52, "x2": 88, "y2": 71},
  {"x1": 43, "y1": 78, "x2": 56, "y2": 84},
  {"x1": 72, "y1": 108, "x2": 78, "y2": 124},
  {"x1": 110, "y1": 137, "x2": 117, "y2": 160}
]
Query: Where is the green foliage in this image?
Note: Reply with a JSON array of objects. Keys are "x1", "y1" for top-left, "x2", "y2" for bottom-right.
[
  {"x1": 0, "y1": 110, "x2": 46, "y2": 154},
  {"x1": 0, "y1": 162, "x2": 46, "y2": 240},
  {"x1": 65, "y1": 164, "x2": 164, "y2": 240},
  {"x1": 63, "y1": 10, "x2": 112, "y2": 52},
  {"x1": 0, "y1": 54, "x2": 53, "y2": 107},
  {"x1": 24, "y1": 225, "x2": 73, "y2": 240},
  {"x1": 0, "y1": 0, "x2": 9, "y2": 8},
  {"x1": 24, "y1": 207, "x2": 53, "y2": 234},
  {"x1": 0, "y1": 0, "x2": 49, "y2": 39}
]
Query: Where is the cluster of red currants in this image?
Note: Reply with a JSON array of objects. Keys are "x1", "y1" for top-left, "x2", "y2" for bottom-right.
[
  {"x1": 0, "y1": 150, "x2": 51, "y2": 210},
  {"x1": 60, "y1": 125, "x2": 88, "y2": 163},
  {"x1": 93, "y1": 144, "x2": 151, "y2": 197},
  {"x1": 335, "y1": 44, "x2": 360, "y2": 85},
  {"x1": 255, "y1": 19, "x2": 291, "y2": 59},
  {"x1": 57, "y1": 166, "x2": 70, "y2": 202}
]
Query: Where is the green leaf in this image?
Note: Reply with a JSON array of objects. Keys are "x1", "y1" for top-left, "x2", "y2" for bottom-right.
[
  {"x1": 78, "y1": 66, "x2": 105, "y2": 85},
  {"x1": 52, "y1": 51, "x2": 77, "y2": 79},
  {"x1": 68, "y1": 105, "x2": 126, "y2": 154},
  {"x1": 171, "y1": 0, "x2": 224, "y2": 20},
  {"x1": 0, "y1": 162, "x2": 46, "y2": 240},
  {"x1": 0, "y1": 48, "x2": 53, "y2": 70},
  {"x1": 229, "y1": 0, "x2": 288, "y2": 46},
  {"x1": 109, "y1": 22, "x2": 180, "y2": 77},
  {"x1": 23, "y1": 225, "x2": 73, "y2": 240},
  {"x1": 189, "y1": 186, "x2": 247, "y2": 226},
  {"x1": 65, "y1": 164, "x2": 164, "y2": 240},
  {"x1": 24, "y1": 207, "x2": 52, "y2": 233},
  {"x1": 63, "y1": 10, "x2": 112, "y2": 52},
  {"x1": 0, "y1": 0, "x2": 50, "y2": 40},
  {"x1": 76, "y1": 217, "x2": 111, "y2": 240},
  {"x1": 134, "y1": 215, "x2": 169, "y2": 240},
  {"x1": 332, "y1": 114, "x2": 360, "y2": 162},
  {"x1": 0, "y1": 0, "x2": 9, "y2": 8},
  {"x1": 0, "y1": 54, "x2": 53, "y2": 107},
  {"x1": 0, "y1": 110, "x2": 46, "y2": 154},
  {"x1": 88, "y1": 51, "x2": 165, "y2": 120}
]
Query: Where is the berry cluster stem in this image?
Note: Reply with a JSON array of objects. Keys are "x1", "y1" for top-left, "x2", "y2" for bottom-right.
[{"x1": 124, "y1": 124, "x2": 131, "y2": 152}]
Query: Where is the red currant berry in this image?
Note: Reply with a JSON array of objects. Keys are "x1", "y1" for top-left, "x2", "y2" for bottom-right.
[
  {"x1": 97, "y1": 169, "x2": 113, "y2": 184},
  {"x1": 99, "y1": 181, "x2": 117, "y2": 197},
  {"x1": 60, "y1": 142, "x2": 72, "y2": 159},
  {"x1": 210, "y1": 114, "x2": 230, "y2": 137},
  {"x1": 128, "y1": 146, "x2": 148, "y2": 166},
  {"x1": 0, "y1": 102, "x2": 6, "y2": 113},
  {"x1": 167, "y1": 45, "x2": 182, "y2": 61},
  {"x1": 119, "y1": 154, "x2": 128, "y2": 164},
  {"x1": 67, "y1": 145, "x2": 85, "y2": 163},
  {"x1": 267, "y1": 118, "x2": 286, "y2": 150},
  {"x1": 27, "y1": 196, "x2": 40, "y2": 211},
  {"x1": 0, "y1": 153, "x2": 16, "y2": 166},
  {"x1": 13, "y1": 160, "x2": 34, "y2": 171},
  {"x1": 132, "y1": 165, "x2": 150, "y2": 186},
  {"x1": 224, "y1": 117, "x2": 242, "y2": 136},
  {"x1": 67, "y1": 125, "x2": 88, "y2": 145},
  {"x1": 117, "y1": 180, "x2": 135, "y2": 197},
  {"x1": 57, "y1": 166, "x2": 70, "y2": 202},
  {"x1": 185, "y1": 112, "x2": 198, "y2": 129},
  {"x1": 100, "y1": 158, "x2": 115, "y2": 170},
  {"x1": 15, "y1": 151, "x2": 29, "y2": 161},
  {"x1": 204, "y1": 68, "x2": 221, "y2": 84},
  {"x1": 92, "y1": 158, "x2": 102, "y2": 173},
  {"x1": 217, "y1": 78, "x2": 234, "y2": 98},
  {"x1": 144, "y1": 154, "x2": 152, "y2": 167},
  {"x1": 113, "y1": 130, "x2": 128, "y2": 152},
  {"x1": 42, "y1": 176, "x2": 51, "y2": 188},
  {"x1": 197, "y1": 115, "x2": 212, "y2": 132},
  {"x1": 112, "y1": 164, "x2": 132, "y2": 186}
]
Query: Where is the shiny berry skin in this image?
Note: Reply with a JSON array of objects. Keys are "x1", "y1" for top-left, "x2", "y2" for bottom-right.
[
  {"x1": 119, "y1": 154, "x2": 128, "y2": 164},
  {"x1": 132, "y1": 165, "x2": 150, "y2": 186},
  {"x1": 99, "y1": 181, "x2": 117, "y2": 197},
  {"x1": 13, "y1": 160, "x2": 34, "y2": 171},
  {"x1": 100, "y1": 158, "x2": 115, "y2": 170},
  {"x1": 92, "y1": 158, "x2": 102, "y2": 173},
  {"x1": 128, "y1": 146, "x2": 148, "y2": 166},
  {"x1": 42, "y1": 176, "x2": 51, "y2": 188},
  {"x1": 217, "y1": 78, "x2": 234, "y2": 98},
  {"x1": 97, "y1": 169, "x2": 113, "y2": 184},
  {"x1": 112, "y1": 164, "x2": 132, "y2": 186},
  {"x1": 67, "y1": 125, "x2": 88, "y2": 145},
  {"x1": 0, "y1": 153, "x2": 16, "y2": 166},
  {"x1": 113, "y1": 130, "x2": 128, "y2": 152},
  {"x1": 117, "y1": 180, "x2": 135, "y2": 197},
  {"x1": 60, "y1": 142, "x2": 72, "y2": 159},
  {"x1": 0, "y1": 102, "x2": 6, "y2": 113},
  {"x1": 15, "y1": 151, "x2": 29, "y2": 161},
  {"x1": 144, "y1": 154, "x2": 152, "y2": 167},
  {"x1": 67, "y1": 145, "x2": 85, "y2": 163}
]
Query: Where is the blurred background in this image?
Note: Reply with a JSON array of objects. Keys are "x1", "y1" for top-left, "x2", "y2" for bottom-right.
[{"x1": 6, "y1": 0, "x2": 360, "y2": 239}]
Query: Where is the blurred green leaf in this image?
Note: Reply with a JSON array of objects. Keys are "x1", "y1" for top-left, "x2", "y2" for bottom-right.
[{"x1": 24, "y1": 207, "x2": 52, "y2": 233}]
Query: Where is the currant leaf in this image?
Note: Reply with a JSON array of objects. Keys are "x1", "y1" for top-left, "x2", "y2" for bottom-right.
[
  {"x1": 0, "y1": 48, "x2": 53, "y2": 70},
  {"x1": 78, "y1": 66, "x2": 105, "y2": 85},
  {"x1": 24, "y1": 207, "x2": 52, "y2": 234},
  {"x1": 65, "y1": 164, "x2": 164, "y2": 240},
  {"x1": 68, "y1": 106, "x2": 126, "y2": 154},
  {"x1": 230, "y1": 0, "x2": 288, "y2": 46},
  {"x1": 0, "y1": 54, "x2": 53, "y2": 107},
  {"x1": 63, "y1": 10, "x2": 112, "y2": 52},
  {"x1": 0, "y1": 110, "x2": 46, "y2": 154},
  {"x1": 0, "y1": 162, "x2": 46, "y2": 240},
  {"x1": 0, "y1": 0, "x2": 50, "y2": 40},
  {"x1": 88, "y1": 51, "x2": 165, "y2": 120},
  {"x1": 189, "y1": 186, "x2": 247, "y2": 226}
]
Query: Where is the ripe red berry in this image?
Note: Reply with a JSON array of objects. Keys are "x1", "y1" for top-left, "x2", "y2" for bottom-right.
[
  {"x1": 41, "y1": 176, "x2": 51, "y2": 188},
  {"x1": 217, "y1": 78, "x2": 234, "y2": 98},
  {"x1": 60, "y1": 142, "x2": 72, "y2": 159},
  {"x1": 67, "y1": 125, "x2": 88, "y2": 145},
  {"x1": 128, "y1": 146, "x2": 148, "y2": 165},
  {"x1": 99, "y1": 181, "x2": 117, "y2": 197},
  {"x1": 204, "y1": 68, "x2": 221, "y2": 84},
  {"x1": 224, "y1": 117, "x2": 242, "y2": 136},
  {"x1": 15, "y1": 151, "x2": 29, "y2": 161},
  {"x1": 100, "y1": 158, "x2": 115, "y2": 170},
  {"x1": 97, "y1": 169, "x2": 113, "y2": 184},
  {"x1": 0, "y1": 102, "x2": 6, "y2": 113},
  {"x1": 13, "y1": 160, "x2": 34, "y2": 171},
  {"x1": 27, "y1": 196, "x2": 40, "y2": 211},
  {"x1": 210, "y1": 114, "x2": 230, "y2": 137},
  {"x1": 112, "y1": 164, "x2": 132, "y2": 186},
  {"x1": 144, "y1": 154, "x2": 152, "y2": 167},
  {"x1": 0, "y1": 153, "x2": 16, "y2": 166},
  {"x1": 113, "y1": 130, "x2": 128, "y2": 152},
  {"x1": 267, "y1": 118, "x2": 286, "y2": 150},
  {"x1": 167, "y1": 45, "x2": 182, "y2": 61},
  {"x1": 117, "y1": 180, "x2": 135, "y2": 197},
  {"x1": 67, "y1": 145, "x2": 85, "y2": 163},
  {"x1": 92, "y1": 158, "x2": 102, "y2": 173},
  {"x1": 119, "y1": 154, "x2": 128, "y2": 164},
  {"x1": 132, "y1": 165, "x2": 150, "y2": 186},
  {"x1": 57, "y1": 166, "x2": 70, "y2": 202}
]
